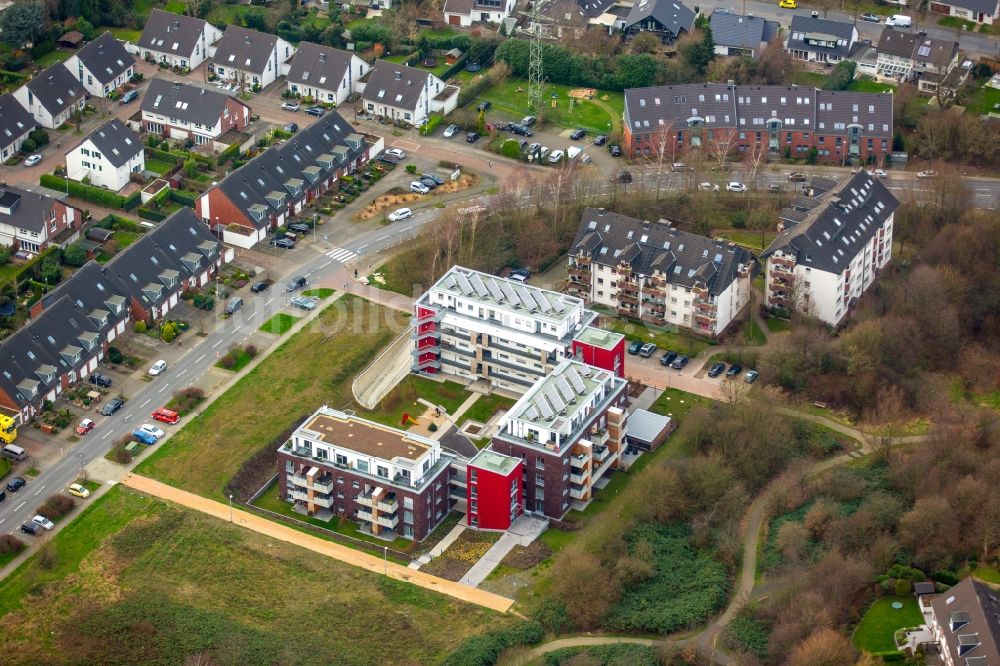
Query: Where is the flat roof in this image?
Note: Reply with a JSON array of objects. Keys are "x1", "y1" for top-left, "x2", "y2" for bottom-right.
[
  {"x1": 575, "y1": 326, "x2": 623, "y2": 350},
  {"x1": 508, "y1": 359, "x2": 615, "y2": 431},
  {"x1": 627, "y1": 409, "x2": 672, "y2": 443},
  {"x1": 469, "y1": 448, "x2": 520, "y2": 475},
  {"x1": 301, "y1": 410, "x2": 431, "y2": 462}
]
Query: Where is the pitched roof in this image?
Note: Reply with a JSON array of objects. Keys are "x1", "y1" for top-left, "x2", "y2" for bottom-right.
[
  {"x1": 937, "y1": 0, "x2": 998, "y2": 15},
  {"x1": 0, "y1": 184, "x2": 66, "y2": 234},
  {"x1": 571, "y1": 208, "x2": 754, "y2": 296},
  {"x1": 0, "y1": 92, "x2": 36, "y2": 147},
  {"x1": 137, "y1": 9, "x2": 210, "y2": 57},
  {"x1": 815, "y1": 90, "x2": 894, "y2": 138},
  {"x1": 761, "y1": 172, "x2": 899, "y2": 274},
  {"x1": 141, "y1": 78, "x2": 248, "y2": 127},
  {"x1": 877, "y1": 27, "x2": 919, "y2": 58},
  {"x1": 911, "y1": 35, "x2": 959, "y2": 66},
  {"x1": 709, "y1": 12, "x2": 779, "y2": 49},
  {"x1": 576, "y1": 0, "x2": 618, "y2": 18},
  {"x1": 35, "y1": 260, "x2": 130, "y2": 320},
  {"x1": 787, "y1": 15, "x2": 856, "y2": 58},
  {"x1": 213, "y1": 25, "x2": 280, "y2": 75},
  {"x1": 75, "y1": 31, "x2": 134, "y2": 85},
  {"x1": 738, "y1": 84, "x2": 816, "y2": 128},
  {"x1": 625, "y1": 0, "x2": 696, "y2": 34},
  {"x1": 77, "y1": 118, "x2": 142, "y2": 168},
  {"x1": 930, "y1": 578, "x2": 1000, "y2": 665},
  {"x1": 24, "y1": 64, "x2": 84, "y2": 116},
  {"x1": 625, "y1": 82, "x2": 738, "y2": 132},
  {"x1": 286, "y1": 41, "x2": 354, "y2": 90},
  {"x1": 363, "y1": 60, "x2": 433, "y2": 111}
]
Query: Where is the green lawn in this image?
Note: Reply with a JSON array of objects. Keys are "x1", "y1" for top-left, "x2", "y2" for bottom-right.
[
  {"x1": 648, "y1": 386, "x2": 709, "y2": 422},
  {"x1": 971, "y1": 566, "x2": 1000, "y2": 584},
  {"x1": 258, "y1": 312, "x2": 299, "y2": 334},
  {"x1": 163, "y1": 0, "x2": 186, "y2": 12},
  {"x1": 741, "y1": 319, "x2": 767, "y2": 346},
  {"x1": 144, "y1": 157, "x2": 175, "y2": 176},
  {"x1": 848, "y1": 79, "x2": 897, "y2": 94},
  {"x1": 0, "y1": 486, "x2": 509, "y2": 664},
  {"x1": 113, "y1": 229, "x2": 139, "y2": 248},
  {"x1": 853, "y1": 596, "x2": 923, "y2": 653},
  {"x1": 33, "y1": 49, "x2": 71, "y2": 68},
  {"x1": 791, "y1": 71, "x2": 827, "y2": 88},
  {"x1": 384, "y1": 53, "x2": 451, "y2": 79},
  {"x1": 301, "y1": 287, "x2": 335, "y2": 299},
  {"x1": 938, "y1": 16, "x2": 978, "y2": 30},
  {"x1": 473, "y1": 77, "x2": 625, "y2": 134},
  {"x1": 716, "y1": 229, "x2": 778, "y2": 251},
  {"x1": 963, "y1": 84, "x2": 1000, "y2": 115},
  {"x1": 458, "y1": 393, "x2": 516, "y2": 427},
  {"x1": 104, "y1": 27, "x2": 142, "y2": 42},
  {"x1": 598, "y1": 311, "x2": 714, "y2": 357},
  {"x1": 214, "y1": 347, "x2": 255, "y2": 372},
  {"x1": 356, "y1": 375, "x2": 471, "y2": 430},
  {"x1": 764, "y1": 317, "x2": 791, "y2": 333}
]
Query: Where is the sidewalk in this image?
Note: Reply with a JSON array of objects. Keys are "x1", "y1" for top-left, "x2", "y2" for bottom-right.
[
  {"x1": 121, "y1": 473, "x2": 515, "y2": 613},
  {"x1": 460, "y1": 515, "x2": 548, "y2": 587}
]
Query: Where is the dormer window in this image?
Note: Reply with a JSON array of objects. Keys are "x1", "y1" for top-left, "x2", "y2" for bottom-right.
[
  {"x1": 950, "y1": 611, "x2": 971, "y2": 632},
  {"x1": 957, "y1": 634, "x2": 980, "y2": 657}
]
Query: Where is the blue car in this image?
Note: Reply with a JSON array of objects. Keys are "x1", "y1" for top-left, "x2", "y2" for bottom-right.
[{"x1": 132, "y1": 429, "x2": 157, "y2": 446}]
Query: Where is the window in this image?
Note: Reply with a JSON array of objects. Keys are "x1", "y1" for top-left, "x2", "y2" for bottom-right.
[
  {"x1": 357, "y1": 460, "x2": 369, "y2": 473},
  {"x1": 376, "y1": 465, "x2": 389, "y2": 478},
  {"x1": 535, "y1": 457, "x2": 545, "y2": 470},
  {"x1": 335, "y1": 453, "x2": 347, "y2": 466},
  {"x1": 352, "y1": 480, "x2": 359, "y2": 489}
]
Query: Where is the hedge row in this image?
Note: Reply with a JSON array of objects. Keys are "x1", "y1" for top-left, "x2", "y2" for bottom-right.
[
  {"x1": 0, "y1": 246, "x2": 60, "y2": 292},
  {"x1": 137, "y1": 207, "x2": 167, "y2": 222},
  {"x1": 419, "y1": 114, "x2": 444, "y2": 136},
  {"x1": 217, "y1": 142, "x2": 240, "y2": 166},
  {"x1": 168, "y1": 190, "x2": 198, "y2": 207},
  {"x1": 39, "y1": 174, "x2": 138, "y2": 210},
  {"x1": 144, "y1": 147, "x2": 184, "y2": 165},
  {"x1": 440, "y1": 621, "x2": 544, "y2": 666}
]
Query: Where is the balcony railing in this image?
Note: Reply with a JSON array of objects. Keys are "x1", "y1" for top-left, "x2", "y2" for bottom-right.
[
  {"x1": 593, "y1": 444, "x2": 609, "y2": 462},
  {"x1": 414, "y1": 310, "x2": 443, "y2": 325},
  {"x1": 358, "y1": 491, "x2": 399, "y2": 513},
  {"x1": 570, "y1": 487, "x2": 587, "y2": 500},
  {"x1": 589, "y1": 428, "x2": 609, "y2": 447},
  {"x1": 570, "y1": 453, "x2": 587, "y2": 469},
  {"x1": 570, "y1": 471, "x2": 588, "y2": 485}
]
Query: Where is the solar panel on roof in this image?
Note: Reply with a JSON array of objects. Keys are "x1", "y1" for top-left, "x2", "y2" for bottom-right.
[
  {"x1": 524, "y1": 405, "x2": 538, "y2": 420},
  {"x1": 556, "y1": 376, "x2": 576, "y2": 403},
  {"x1": 469, "y1": 273, "x2": 488, "y2": 297},
  {"x1": 567, "y1": 366, "x2": 586, "y2": 394},
  {"x1": 455, "y1": 272, "x2": 473, "y2": 295},
  {"x1": 545, "y1": 385, "x2": 566, "y2": 412},
  {"x1": 531, "y1": 289, "x2": 551, "y2": 313},
  {"x1": 499, "y1": 280, "x2": 518, "y2": 305},
  {"x1": 486, "y1": 278, "x2": 503, "y2": 302},
  {"x1": 535, "y1": 397, "x2": 554, "y2": 420},
  {"x1": 443, "y1": 275, "x2": 456, "y2": 289},
  {"x1": 552, "y1": 298, "x2": 565, "y2": 313},
  {"x1": 515, "y1": 286, "x2": 536, "y2": 311}
]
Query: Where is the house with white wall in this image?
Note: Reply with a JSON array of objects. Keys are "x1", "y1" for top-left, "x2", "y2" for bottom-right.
[
  {"x1": 285, "y1": 42, "x2": 369, "y2": 106},
  {"x1": 360, "y1": 60, "x2": 458, "y2": 126},
  {"x1": 135, "y1": 9, "x2": 222, "y2": 70},
  {"x1": 12, "y1": 63, "x2": 85, "y2": 129},
  {"x1": 66, "y1": 119, "x2": 144, "y2": 191},
  {"x1": 140, "y1": 78, "x2": 252, "y2": 148},
  {"x1": 211, "y1": 25, "x2": 295, "y2": 89},
  {"x1": 65, "y1": 31, "x2": 135, "y2": 98},
  {"x1": 443, "y1": 0, "x2": 517, "y2": 27},
  {"x1": 0, "y1": 93, "x2": 37, "y2": 161},
  {"x1": 929, "y1": 0, "x2": 999, "y2": 25}
]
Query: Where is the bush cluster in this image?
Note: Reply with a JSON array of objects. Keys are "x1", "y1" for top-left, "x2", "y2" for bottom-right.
[
  {"x1": 39, "y1": 494, "x2": 76, "y2": 520},
  {"x1": 440, "y1": 621, "x2": 544, "y2": 666}
]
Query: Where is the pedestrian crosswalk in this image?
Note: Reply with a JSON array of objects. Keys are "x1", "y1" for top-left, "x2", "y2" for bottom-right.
[{"x1": 325, "y1": 247, "x2": 358, "y2": 263}]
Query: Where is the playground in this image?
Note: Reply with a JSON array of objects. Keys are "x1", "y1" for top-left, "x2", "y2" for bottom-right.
[{"x1": 470, "y1": 77, "x2": 624, "y2": 134}]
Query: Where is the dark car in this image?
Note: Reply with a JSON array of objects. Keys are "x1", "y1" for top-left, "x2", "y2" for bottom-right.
[
  {"x1": 284, "y1": 122, "x2": 299, "y2": 134},
  {"x1": 6, "y1": 477, "x2": 26, "y2": 492},
  {"x1": 671, "y1": 355, "x2": 689, "y2": 370},
  {"x1": 510, "y1": 123, "x2": 533, "y2": 137},
  {"x1": 593, "y1": 135, "x2": 608, "y2": 146},
  {"x1": 422, "y1": 173, "x2": 444, "y2": 185},
  {"x1": 250, "y1": 281, "x2": 269, "y2": 294},
  {"x1": 570, "y1": 129, "x2": 586, "y2": 140},
  {"x1": 120, "y1": 89, "x2": 139, "y2": 104},
  {"x1": 419, "y1": 177, "x2": 439, "y2": 190},
  {"x1": 726, "y1": 364, "x2": 743, "y2": 378},
  {"x1": 466, "y1": 131, "x2": 480, "y2": 143},
  {"x1": 660, "y1": 350, "x2": 678, "y2": 366},
  {"x1": 286, "y1": 275, "x2": 307, "y2": 292},
  {"x1": 270, "y1": 238, "x2": 295, "y2": 249},
  {"x1": 89, "y1": 372, "x2": 112, "y2": 388},
  {"x1": 305, "y1": 106, "x2": 325, "y2": 117},
  {"x1": 627, "y1": 340, "x2": 643, "y2": 355},
  {"x1": 476, "y1": 101, "x2": 492, "y2": 112},
  {"x1": 609, "y1": 144, "x2": 622, "y2": 157},
  {"x1": 20, "y1": 522, "x2": 40, "y2": 536},
  {"x1": 0, "y1": 489, "x2": 5, "y2": 503},
  {"x1": 288, "y1": 222, "x2": 311, "y2": 233},
  {"x1": 522, "y1": 116, "x2": 537, "y2": 127},
  {"x1": 707, "y1": 362, "x2": 726, "y2": 378},
  {"x1": 378, "y1": 152, "x2": 402, "y2": 165},
  {"x1": 100, "y1": 397, "x2": 124, "y2": 416}
]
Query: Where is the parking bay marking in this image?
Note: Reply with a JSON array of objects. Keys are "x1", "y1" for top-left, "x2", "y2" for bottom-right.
[{"x1": 15, "y1": 502, "x2": 25, "y2": 511}]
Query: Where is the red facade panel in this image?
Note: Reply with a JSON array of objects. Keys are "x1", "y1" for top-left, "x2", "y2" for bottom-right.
[
  {"x1": 572, "y1": 337, "x2": 625, "y2": 378},
  {"x1": 466, "y1": 457, "x2": 523, "y2": 531}
]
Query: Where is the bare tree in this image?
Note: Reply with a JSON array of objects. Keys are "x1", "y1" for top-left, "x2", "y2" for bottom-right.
[
  {"x1": 718, "y1": 376, "x2": 751, "y2": 405},
  {"x1": 743, "y1": 139, "x2": 768, "y2": 190},
  {"x1": 642, "y1": 122, "x2": 677, "y2": 201},
  {"x1": 708, "y1": 128, "x2": 738, "y2": 172},
  {"x1": 866, "y1": 385, "x2": 904, "y2": 461}
]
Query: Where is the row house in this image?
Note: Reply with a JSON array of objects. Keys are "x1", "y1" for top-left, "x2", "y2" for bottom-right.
[
  {"x1": 359, "y1": 60, "x2": 459, "y2": 127},
  {"x1": 285, "y1": 42, "x2": 370, "y2": 106},
  {"x1": 412, "y1": 266, "x2": 598, "y2": 394},
  {"x1": 139, "y1": 78, "x2": 252, "y2": 148},
  {"x1": 135, "y1": 9, "x2": 222, "y2": 70},
  {"x1": 785, "y1": 16, "x2": 859, "y2": 64},
  {"x1": 196, "y1": 109, "x2": 381, "y2": 247},
  {"x1": 567, "y1": 208, "x2": 755, "y2": 338},
  {"x1": 876, "y1": 28, "x2": 959, "y2": 87},
  {"x1": 623, "y1": 0, "x2": 696, "y2": 43},
  {"x1": 442, "y1": 0, "x2": 518, "y2": 27},
  {"x1": 65, "y1": 118, "x2": 144, "y2": 192},
  {"x1": 211, "y1": 25, "x2": 295, "y2": 89},
  {"x1": 12, "y1": 63, "x2": 86, "y2": 129},
  {"x1": 623, "y1": 82, "x2": 893, "y2": 164},
  {"x1": 760, "y1": 172, "x2": 899, "y2": 326},
  {"x1": 490, "y1": 359, "x2": 628, "y2": 519},
  {"x1": 0, "y1": 184, "x2": 82, "y2": 255},
  {"x1": 277, "y1": 406, "x2": 454, "y2": 541},
  {"x1": 0, "y1": 93, "x2": 37, "y2": 162},
  {"x1": 65, "y1": 31, "x2": 136, "y2": 98},
  {"x1": 927, "y1": 577, "x2": 1000, "y2": 665}
]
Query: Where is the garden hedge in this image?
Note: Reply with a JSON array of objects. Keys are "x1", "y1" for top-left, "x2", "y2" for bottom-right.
[
  {"x1": 144, "y1": 147, "x2": 184, "y2": 165},
  {"x1": 440, "y1": 621, "x2": 544, "y2": 666},
  {"x1": 168, "y1": 190, "x2": 199, "y2": 207},
  {"x1": 137, "y1": 208, "x2": 167, "y2": 222},
  {"x1": 39, "y1": 174, "x2": 140, "y2": 210}
]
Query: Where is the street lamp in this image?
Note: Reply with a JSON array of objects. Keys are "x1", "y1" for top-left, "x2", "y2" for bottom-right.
[
  {"x1": 229, "y1": 494, "x2": 234, "y2": 522},
  {"x1": 383, "y1": 546, "x2": 388, "y2": 576}
]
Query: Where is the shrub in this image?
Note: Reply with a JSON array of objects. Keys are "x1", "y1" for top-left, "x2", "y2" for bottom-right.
[
  {"x1": 21, "y1": 138, "x2": 36, "y2": 153},
  {"x1": 895, "y1": 578, "x2": 912, "y2": 596},
  {"x1": 160, "y1": 321, "x2": 177, "y2": 343},
  {"x1": 440, "y1": 621, "x2": 544, "y2": 666},
  {"x1": 405, "y1": 164, "x2": 417, "y2": 174},
  {"x1": 29, "y1": 128, "x2": 48, "y2": 146},
  {"x1": 39, "y1": 494, "x2": 76, "y2": 520},
  {"x1": 39, "y1": 175, "x2": 134, "y2": 209},
  {"x1": 532, "y1": 598, "x2": 572, "y2": 634},
  {"x1": 134, "y1": 320, "x2": 147, "y2": 333},
  {"x1": 0, "y1": 534, "x2": 26, "y2": 557},
  {"x1": 420, "y1": 114, "x2": 444, "y2": 136},
  {"x1": 499, "y1": 139, "x2": 523, "y2": 159},
  {"x1": 62, "y1": 242, "x2": 87, "y2": 267}
]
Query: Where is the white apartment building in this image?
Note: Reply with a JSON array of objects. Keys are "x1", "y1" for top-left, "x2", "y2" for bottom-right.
[
  {"x1": 66, "y1": 119, "x2": 144, "y2": 192},
  {"x1": 413, "y1": 266, "x2": 598, "y2": 393},
  {"x1": 135, "y1": 9, "x2": 222, "y2": 70},
  {"x1": 761, "y1": 172, "x2": 898, "y2": 326},
  {"x1": 567, "y1": 208, "x2": 756, "y2": 338}
]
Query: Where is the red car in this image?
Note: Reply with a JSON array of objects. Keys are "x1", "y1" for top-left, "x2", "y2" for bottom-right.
[
  {"x1": 75, "y1": 418, "x2": 96, "y2": 436},
  {"x1": 151, "y1": 408, "x2": 179, "y2": 425}
]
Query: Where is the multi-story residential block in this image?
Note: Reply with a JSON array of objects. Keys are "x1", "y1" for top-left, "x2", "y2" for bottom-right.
[
  {"x1": 760, "y1": 172, "x2": 898, "y2": 326},
  {"x1": 135, "y1": 9, "x2": 222, "y2": 70},
  {"x1": 927, "y1": 577, "x2": 1000, "y2": 665},
  {"x1": 466, "y1": 449, "x2": 523, "y2": 530},
  {"x1": 196, "y1": 110, "x2": 379, "y2": 247},
  {"x1": 0, "y1": 93, "x2": 37, "y2": 162},
  {"x1": 623, "y1": 82, "x2": 893, "y2": 164},
  {"x1": 412, "y1": 266, "x2": 598, "y2": 393},
  {"x1": 710, "y1": 12, "x2": 779, "y2": 58},
  {"x1": 285, "y1": 42, "x2": 370, "y2": 106},
  {"x1": 571, "y1": 326, "x2": 625, "y2": 378},
  {"x1": 211, "y1": 25, "x2": 295, "y2": 89},
  {"x1": 65, "y1": 118, "x2": 144, "y2": 191},
  {"x1": 276, "y1": 406, "x2": 454, "y2": 540},
  {"x1": 567, "y1": 208, "x2": 755, "y2": 338},
  {"x1": 623, "y1": 0, "x2": 695, "y2": 43},
  {"x1": 490, "y1": 359, "x2": 628, "y2": 519},
  {"x1": 140, "y1": 78, "x2": 252, "y2": 148},
  {"x1": 442, "y1": 0, "x2": 517, "y2": 27},
  {"x1": 0, "y1": 184, "x2": 82, "y2": 254},
  {"x1": 930, "y1": 0, "x2": 999, "y2": 25},
  {"x1": 12, "y1": 64, "x2": 86, "y2": 129},
  {"x1": 360, "y1": 60, "x2": 459, "y2": 126},
  {"x1": 785, "y1": 15, "x2": 859, "y2": 63},
  {"x1": 65, "y1": 31, "x2": 135, "y2": 98}
]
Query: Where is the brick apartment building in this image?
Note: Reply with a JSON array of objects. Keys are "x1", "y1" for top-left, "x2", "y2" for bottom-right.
[
  {"x1": 276, "y1": 406, "x2": 454, "y2": 541},
  {"x1": 623, "y1": 82, "x2": 893, "y2": 165},
  {"x1": 567, "y1": 208, "x2": 756, "y2": 338},
  {"x1": 490, "y1": 359, "x2": 628, "y2": 519}
]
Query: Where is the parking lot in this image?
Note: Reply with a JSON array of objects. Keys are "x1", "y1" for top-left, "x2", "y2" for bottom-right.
[{"x1": 622, "y1": 343, "x2": 759, "y2": 402}]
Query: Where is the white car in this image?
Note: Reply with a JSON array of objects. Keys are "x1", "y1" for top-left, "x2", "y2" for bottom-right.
[
  {"x1": 443, "y1": 124, "x2": 459, "y2": 138},
  {"x1": 387, "y1": 207, "x2": 412, "y2": 222},
  {"x1": 410, "y1": 181, "x2": 430, "y2": 194},
  {"x1": 869, "y1": 169, "x2": 887, "y2": 178},
  {"x1": 547, "y1": 149, "x2": 565, "y2": 163},
  {"x1": 671, "y1": 162, "x2": 691, "y2": 172},
  {"x1": 698, "y1": 182, "x2": 719, "y2": 192},
  {"x1": 148, "y1": 359, "x2": 167, "y2": 376},
  {"x1": 24, "y1": 154, "x2": 42, "y2": 167},
  {"x1": 32, "y1": 514, "x2": 55, "y2": 531},
  {"x1": 726, "y1": 182, "x2": 748, "y2": 192},
  {"x1": 280, "y1": 101, "x2": 300, "y2": 112},
  {"x1": 917, "y1": 170, "x2": 938, "y2": 179},
  {"x1": 539, "y1": 146, "x2": 551, "y2": 159},
  {"x1": 385, "y1": 148, "x2": 406, "y2": 160},
  {"x1": 139, "y1": 423, "x2": 165, "y2": 440}
]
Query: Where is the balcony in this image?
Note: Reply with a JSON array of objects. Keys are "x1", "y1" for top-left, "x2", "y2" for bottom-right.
[
  {"x1": 413, "y1": 327, "x2": 441, "y2": 342},
  {"x1": 589, "y1": 428, "x2": 609, "y2": 447},
  {"x1": 570, "y1": 486, "x2": 587, "y2": 500},
  {"x1": 593, "y1": 444, "x2": 609, "y2": 462},
  {"x1": 618, "y1": 292, "x2": 639, "y2": 305},
  {"x1": 289, "y1": 473, "x2": 334, "y2": 494},
  {"x1": 414, "y1": 310, "x2": 443, "y2": 326},
  {"x1": 570, "y1": 471, "x2": 588, "y2": 485},
  {"x1": 567, "y1": 265, "x2": 591, "y2": 279},
  {"x1": 570, "y1": 453, "x2": 587, "y2": 469},
  {"x1": 617, "y1": 306, "x2": 638, "y2": 317},
  {"x1": 358, "y1": 490, "x2": 399, "y2": 513},
  {"x1": 288, "y1": 488, "x2": 334, "y2": 508},
  {"x1": 376, "y1": 514, "x2": 399, "y2": 529}
]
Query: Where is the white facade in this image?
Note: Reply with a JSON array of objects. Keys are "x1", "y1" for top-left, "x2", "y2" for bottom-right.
[
  {"x1": 64, "y1": 53, "x2": 135, "y2": 98},
  {"x1": 0, "y1": 126, "x2": 32, "y2": 162},
  {"x1": 142, "y1": 103, "x2": 249, "y2": 144},
  {"x1": 11, "y1": 86, "x2": 84, "y2": 130},
  {"x1": 932, "y1": 0, "x2": 998, "y2": 24},
  {"x1": 360, "y1": 73, "x2": 457, "y2": 126},
  {"x1": 287, "y1": 55, "x2": 369, "y2": 106},
  {"x1": 444, "y1": 0, "x2": 517, "y2": 26},
  {"x1": 213, "y1": 37, "x2": 295, "y2": 89},
  {"x1": 66, "y1": 140, "x2": 144, "y2": 192},
  {"x1": 139, "y1": 23, "x2": 222, "y2": 69}
]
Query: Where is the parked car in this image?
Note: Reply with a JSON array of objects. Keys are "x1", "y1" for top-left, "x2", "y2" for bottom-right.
[
  {"x1": 283, "y1": 122, "x2": 298, "y2": 134},
  {"x1": 698, "y1": 182, "x2": 719, "y2": 192},
  {"x1": 660, "y1": 350, "x2": 678, "y2": 366},
  {"x1": 768, "y1": 183, "x2": 783, "y2": 193},
  {"x1": 286, "y1": 275, "x2": 307, "y2": 292},
  {"x1": 707, "y1": 362, "x2": 726, "y2": 378},
  {"x1": 788, "y1": 172, "x2": 807, "y2": 182},
  {"x1": 726, "y1": 364, "x2": 743, "y2": 378},
  {"x1": 593, "y1": 135, "x2": 608, "y2": 146},
  {"x1": 89, "y1": 372, "x2": 112, "y2": 388},
  {"x1": 627, "y1": 340, "x2": 643, "y2": 355},
  {"x1": 510, "y1": 123, "x2": 533, "y2": 137},
  {"x1": 744, "y1": 370, "x2": 759, "y2": 384},
  {"x1": 67, "y1": 483, "x2": 91, "y2": 499},
  {"x1": 671, "y1": 355, "x2": 689, "y2": 370},
  {"x1": 548, "y1": 149, "x2": 565, "y2": 163},
  {"x1": 569, "y1": 129, "x2": 586, "y2": 140},
  {"x1": 378, "y1": 152, "x2": 402, "y2": 165},
  {"x1": 288, "y1": 223, "x2": 311, "y2": 233},
  {"x1": 291, "y1": 295, "x2": 319, "y2": 311},
  {"x1": 7, "y1": 477, "x2": 26, "y2": 492},
  {"x1": 917, "y1": 170, "x2": 937, "y2": 179},
  {"x1": 148, "y1": 360, "x2": 167, "y2": 376},
  {"x1": 410, "y1": 181, "x2": 431, "y2": 194},
  {"x1": 385, "y1": 148, "x2": 406, "y2": 160},
  {"x1": 305, "y1": 106, "x2": 325, "y2": 117},
  {"x1": 609, "y1": 144, "x2": 622, "y2": 157},
  {"x1": 477, "y1": 101, "x2": 492, "y2": 112},
  {"x1": 419, "y1": 177, "x2": 438, "y2": 190},
  {"x1": 522, "y1": 115, "x2": 537, "y2": 126},
  {"x1": 20, "y1": 522, "x2": 40, "y2": 536},
  {"x1": 151, "y1": 408, "x2": 180, "y2": 425},
  {"x1": 443, "y1": 124, "x2": 459, "y2": 138},
  {"x1": 388, "y1": 207, "x2": 412, "y2": 222},
  {"x1": 671, "y1": 162, "x2": 692, "y2": 172},
  {"x1": 32, "y1": 514, "x2": 55, "y2": 531},
  {"x1": 133, "y1": 429, "x2": 157, "y2": 446},
  {"x1": 466, "y1": 131, "x2": 480, "y2": 143},
  {"x1": 120, "y1": 89, "x2": 140, "y2": 104},
  {"x1": 101, "y1": 397, "x2": 124, "y2": 416},
  {"x1": 24, "y1": 154, "x2": 42, "y2": 167},
  {"x1": 726, "y1": 182, "x2": 748, "y2": 192},
  {"x1": 539, "y1": 146, "x2": 551, "y2": 159},
  {"x1": 75, "y1": 418, "x2": 96, "y2": 436},
  {"x1": 860, "y1": 12, "x2": 880, "y2": 22},
  {"x1": 0, "y1": 489, "x2": 5, "y2": 503},
  {"x1": 778, "y1": 0, "x2": 796, "y2": 7},
  {"x1": 139, "y1": 423, "x2": 165, "y2": 440},
  {"x1": 869, "y1": 168, "x2": 887, "y2": 178},
  {"x1": 281, "y1": 101, "x2": 301, "y2": 112},
  {"x1": 250, "y1": 281, "x2": 269, "y2": 294},
  {"x1": 639, "y1": 343, "x2": 657, "y2": 358},
  {"x1": 270, "y1": 237, "x2": 295, "y2": 249}
]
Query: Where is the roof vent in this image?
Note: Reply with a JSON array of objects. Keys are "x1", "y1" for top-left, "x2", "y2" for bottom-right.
[{"x1": 394, "y1": 71, "x2": 402, "y2": 80}]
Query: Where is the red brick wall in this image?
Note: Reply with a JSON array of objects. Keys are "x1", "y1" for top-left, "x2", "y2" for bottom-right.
[{"x1": 197, "y1": 187, "x2": 254, "y2": 230}]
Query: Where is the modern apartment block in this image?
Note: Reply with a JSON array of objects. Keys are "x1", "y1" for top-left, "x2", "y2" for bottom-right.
[
  {"x1": 276, "y1": 406, "x2": 454, "y2": 541},
  {"x1": 490, "y1": 359, "x2": 628, "y2": 519},
  {"x1": 567, "y1": 208, "x2": 756, "y2": 338},
  {"x1": 761, "y1": 172, "x2": 898, "y2": 326},
  {"x1": 413, "y1": 266, "x2": 598, "y2": 393},
  {"x1": 466, "y1": 449, "x2": 523, "y2": 530}
]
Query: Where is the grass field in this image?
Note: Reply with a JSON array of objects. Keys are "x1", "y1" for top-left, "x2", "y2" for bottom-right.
[
  {"x1": 302, "y1": 287, "x2": 335, "y2": 299},
  {"x1": 356, "y1": 375, "x2": 471, "y2": 430},
  {"x1": 791, "y1": 71, "x2": 827, "y2": 88},
  {"x1": 259, "y1": 312, "x2": 299, "y2": 334},
  {"x1": 853, "y1": 596, "x2": 923, "y2": 653},
  {"x1": 143, "y1": 157, "x2": 175, "y2": 176},
  {"x1": 137, "y1": 296, "x2": 407, "y2": 499},
  {"x1": 384, "y1": 53, "x2": 451, "y2": 79},
  {"x1": 33, "y1": 49, "x2": 71, "y2": 68},
  {"x1": 716, "y1": 229, "x2": 778, "y2": 251},
  {"x1": 163, "y1": 0, "x2": 186, "y2": 12},
  {"x1": 963, "y1": 84, "x2": 1000, "y2": 115},
  {"x1": 0, "y1": 487, "x2": 509, "y2": 664},
  {"x1": 848, "y1": 79, "x2": 897, "y2": 94},
  {"x1": 458, "y1": 392, "x2": 516, "y2": 427},
  {"x1": 764, "y1": 317, "x2": 792, "y2": 333},
  {"x1": 473, "y1": 77, "x2": 625, "y2": 134},
  {"x1": 104, "y1": 27, "x2": 141, "y2": 42},
  {"x1": 597, "y1": 311, "x2": 714, "y2": 357}
]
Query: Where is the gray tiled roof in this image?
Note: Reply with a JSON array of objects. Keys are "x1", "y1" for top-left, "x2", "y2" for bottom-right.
[
  {"x1": 930, "y1": 578, "x2": 1000, "y2": 665},
  {"x1": 787, "y1": 15, "x2": 856, "y2": 59},
  {"x1": 877, "y1": 27, "x2": 919, "y2": 58},
  {"x1": 710, "y1": 12, "x2": 779, "y2": 50},
  {"x1": 0, "y1": 184, "x2": 65, "y2": 234},
  {"x1": 625, "y1": 0, "x2": 695, "y2": 35},
  {"x1": 737, "y1": 84, "x2": 815, "y2": 128},
  {"x1": 938, "y1": 0, "x2": 998, "y2": 15},
  {"x1": 141, "y1": 78, "x2": 248, "y2": 127},
  {"x1": 363, "y1": 60, "x2": 433, "y2": 112},
  {"x1": 213, "y1": 25, "x2": 279, "y2": 75},
  {"x1": 0, "y1": 92, "x2": 36, "y2": 149},
  {"x1": 911, "y1": 35, "x2": 959, "y2": 65},
  {"x1": 761, "y1": 172, "x2": 899, "y2": 274},
  {"x1": 286, "y1": 42, "x2": 353, "y2": 90},
  {"x1": 576, "y1": 0, "x2": 618, "y2": 18},
  {"x1": 75, "y1": 31, "x2": 134, "y2": 85},
  {"x1": 571, "y1": 208, "x2": 755, "y2": 296},
  {"x1": 79, "y1": 118, "x2": 141, "y2": 168},
  {"x1": 24, "y1": 64, "x2": 83, "y2": 116},
  {"x1": 816, "y1": 90, "x2": 893, "y2": 138},
  {"x1": 137, "y1": 9, "x2": 210, "y2": 57},
  {"x1": 625, "y1": 82, "x2": 738, "y2": 132}
]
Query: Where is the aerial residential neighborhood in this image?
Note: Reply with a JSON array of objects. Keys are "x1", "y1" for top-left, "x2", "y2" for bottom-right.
[{"x1": 0, "y1": 0, "x2": 996, "y2": 663}]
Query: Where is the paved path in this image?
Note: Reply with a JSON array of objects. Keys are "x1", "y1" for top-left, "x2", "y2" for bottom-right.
[{"x1": 121, "y1": 473, "x2": 515, "y2": 613}]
